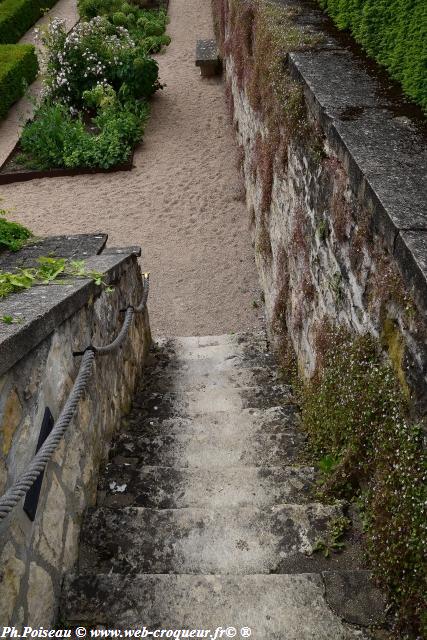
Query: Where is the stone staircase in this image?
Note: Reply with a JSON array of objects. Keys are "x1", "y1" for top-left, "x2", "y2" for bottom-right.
[{"x1": 61, "y1": 332, "x2": 385, "y2": 637}]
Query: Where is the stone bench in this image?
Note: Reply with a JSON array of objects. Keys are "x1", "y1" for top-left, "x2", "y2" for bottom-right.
[{"x1": 195, "y1": 39, "x2": 222, "y2": 77}]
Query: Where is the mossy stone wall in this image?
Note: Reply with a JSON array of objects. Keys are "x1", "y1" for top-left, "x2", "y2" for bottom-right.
[{"x1": 213, "y1": 0, "x2": 427, "y2": 634}]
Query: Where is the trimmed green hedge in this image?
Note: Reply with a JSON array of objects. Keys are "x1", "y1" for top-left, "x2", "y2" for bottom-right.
[
  {"x1": 0, "y1": 44, "x2": 38, "y2": 119},
  {"x1": 317, "y1": 0, "x2": 427, "y2": 112},
  {"x1": 0, "y1": 0, "x2": 58, "y2": 44}
]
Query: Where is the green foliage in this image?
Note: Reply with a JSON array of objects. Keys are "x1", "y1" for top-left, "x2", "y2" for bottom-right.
[
  {"x1": 17, "y1": 12, "x2": 159, "y2": 170},
  {"x1": 1, "y1": 315, "x2": 22, "y2": 324},
  {"x1": 78, "y1": 0, "x2": 170, "y2": 53},
  {"x1": 312, "y1": 515, "x2": 350, "y2": 557},
  {"x1": 116, "y1": 51, "x2": 160, "y2": 99},
  {"x1": 19, "y1": 93, "x2": 149, "y2": 170},
  {"x1": 300, "y1": 329, "x2": 427, "y2": 635},
  {"x1": 0, "y1": 256, "x2": 108, "y2": 299},
  {"x1": 318, "y1": 452, "x2": 339, "y2": 475},
  {"x1": 0, "y1": 212, "x2": 32, "y2": 252},
  {"x1": 0, "y1": 0, "x2": 57, "y2": 44},
  {"x1": 317, "y1": 0, "x2": 427, "y2": 112},
  {"x1": 0, "y1": 44, "x2": 38, "y2": 119},
  {"x1": 39, "y1": 18, "x2": 160, "y2": 109}
]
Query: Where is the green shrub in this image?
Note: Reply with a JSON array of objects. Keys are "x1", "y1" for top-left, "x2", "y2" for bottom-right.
[
  {"x1": 19, "y1": 93, "x2": 149, "y2": 169},
  {"x1": 77, "y1": 0, "x2": 120, "y2": 19},
  {"x1": 317, "y1": 0, "x2": 427, "y2": 112},
  {"x1": 115, "y1": 50, "x2": 160, "y2": 99},
  {"x1": 0, "y1": 213, "x2": 32, "y2": 252},
  {"x1": 40, "y1": 17, "x2": 160, "y2": 108},
  {"x1": 78, "y1": 0, "x2": 170, "y2": 52},
  {"x1": 0, "y1": 0, "x2": 58, "y2": 44},
  {"x1": 112, "y1": 11, "x2": 128, "y2": 26},
  {"x1": 0, "y1": 44, "x2": 38, "y2": 119},
  {"x1": 140, "y1": 33, "x2": 170, "y2": 53},
  {"x1": 300, "y1": 329, "x2": 427, "y2": 635}
]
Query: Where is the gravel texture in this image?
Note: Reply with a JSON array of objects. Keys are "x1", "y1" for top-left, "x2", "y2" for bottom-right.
[{"x1": 0, "y1": 0, "x2": 262, "y2": 338}]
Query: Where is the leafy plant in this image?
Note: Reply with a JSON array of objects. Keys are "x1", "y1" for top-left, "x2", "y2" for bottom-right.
[
  {"x1": 312, "y1": 515, "x2": 351, "y2": 557},
  {"x1": 78, "y1": 0, "x2": 170, "y2": 53},
  {"x1": 300, "y1": 328, "x2": 427, "y2": 634},
  {"x1": 19, "y1": 92, "x2": 149, "y2": 169},
  {"x1": 17, "y1": 13, "x2": 160, "y2": 170},
  {"x1": 0, "y1": 256, "x2": 109, "y2": 299},
  {"x1": 0, "y1": 212, "x2": 32, "y2": 252},
  {"x1": 318, "y1": 453, "x2": 340, "y2": 476},
  {"x1": 39, "y1": 17, "x2": 141, "y2": 108},
  {"x1": 1, "y1": 314, "x2": 22, "y2": 324}
]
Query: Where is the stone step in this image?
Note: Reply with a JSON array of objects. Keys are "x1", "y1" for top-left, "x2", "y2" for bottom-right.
[
  {"x1": 145, "y1": 359, "x2": 285, "y2": 393},
  {"x1": 122, "y1": 405, "x2": 301, "y2": 437},
  {"x1": 150, "y1": 333, "x2": 277, "y2": 374},
  {"x1": 131, "y1": 384, "x2": 293, "y2": 420},
  {"x1": 98, "y1": 465, "x2": 315, "y2": 509},
  {"x1": 78, "y1": 504, "x2": 361, "y2": 575},
  {"x1": 157, "y1": 332, "x2": 269, "y2": 359},
  {"x1": 62, "y1": 572, "x2": 383, "y2": 634},
  {"x1": 109, "y1": 430, "x2": 305, "y2": 467}
]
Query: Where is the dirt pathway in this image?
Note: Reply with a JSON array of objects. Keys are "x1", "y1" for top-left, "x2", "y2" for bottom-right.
[{"x1": 0, "y1": 0, "x2": 262, "y2": 337}]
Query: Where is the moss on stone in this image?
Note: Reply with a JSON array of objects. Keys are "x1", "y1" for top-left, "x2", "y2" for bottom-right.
[{"x1": 381, "y1": 317, "x2": 410, "y2": 401}]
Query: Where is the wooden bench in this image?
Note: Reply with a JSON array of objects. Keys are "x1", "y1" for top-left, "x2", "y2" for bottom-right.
[{"x1": 195, "y1": 39, "x2": 222, "y2": 77}]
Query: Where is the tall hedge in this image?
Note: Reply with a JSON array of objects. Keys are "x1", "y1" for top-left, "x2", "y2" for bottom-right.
[
  {"x1": 0, "y1": 44, "x2": 38, "y2": 119},
  {"x1": 317, "y1": 0, "x2": 427, "y2": 112},
  {"x1": 0, "y1": 0, "x2": 58, "y2": 44}
]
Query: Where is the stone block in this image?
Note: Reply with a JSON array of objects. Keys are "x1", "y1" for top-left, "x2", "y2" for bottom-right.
[
  {"x1": 0, "y1": 459, "x2": 6, "y2": 493},
  {"x1": 1, "y1": 388, "x2": 22, "y2": 456},
  {"x1": 27, "y1": 563, "x2": 55, "y2": 627},
  {"x1": 195, "y1": 39, "x2": 222, "y2": 77},
  {"x1": 0, "y1": 542, "x2": 25, "y2": 624},
  {"x1": 34, "y1": 473, "x2": 67, "y2": 567}
]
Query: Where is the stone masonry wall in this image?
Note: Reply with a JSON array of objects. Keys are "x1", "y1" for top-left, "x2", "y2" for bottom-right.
[
  {"x1": 213, "y1": 0, "x2": 427, "y2": 417},
  {"x1": 0, "y1": 238, "x2": 151, "y2": 626}
]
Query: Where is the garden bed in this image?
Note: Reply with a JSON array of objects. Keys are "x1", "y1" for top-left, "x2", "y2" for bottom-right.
[
  {"x1": 0, "y1": 2, "x2": 171, "y2": 181},
  {"x1": 0, "y1": 140, "x2": 135, "y2": 185}
]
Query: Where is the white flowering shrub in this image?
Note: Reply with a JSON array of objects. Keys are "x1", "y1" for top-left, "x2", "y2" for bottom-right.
[
  {"x1": 38, "y1": 16, "x2": 159, "y2": 107},
  {"x1": 300, "y1": 329, "x2": 427, "y2": 636}
]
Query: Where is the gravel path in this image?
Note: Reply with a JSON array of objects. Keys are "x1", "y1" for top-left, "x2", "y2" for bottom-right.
[{"x1": 0, "y1": 0, "x2": 262, "y2": 338}]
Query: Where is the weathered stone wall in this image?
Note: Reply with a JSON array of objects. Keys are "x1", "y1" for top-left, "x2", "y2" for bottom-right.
[
  {"x1": 214, "y1": 0, "x2": 427, "y2": 416},
  {"x1": 0, "y1": 237, "x2": 151, "y2": 626}
]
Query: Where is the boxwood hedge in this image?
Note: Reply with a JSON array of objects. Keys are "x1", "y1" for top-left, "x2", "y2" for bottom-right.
[
  {"x1": 317, "y1": 0, "x2": 427, "y2": 112},
  {"x1": 0, "y1": 0, "x2": 58, "y2": 44},
  {"x1": 0, "y1": 44, "x2": 38, "y2": 119}
]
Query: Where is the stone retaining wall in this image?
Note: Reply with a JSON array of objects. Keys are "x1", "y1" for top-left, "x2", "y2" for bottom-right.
[
  {"x1": 213, "y1": 0, "x2": 427, "y2": 415},
  {"x1": 0, "y1": 235, "x2": 151, "y2": 626}
]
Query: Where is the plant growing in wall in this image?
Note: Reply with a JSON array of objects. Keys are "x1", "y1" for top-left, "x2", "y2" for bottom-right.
[{"x1": 300, "y1": 328, "x2": 427, "y2": 636}]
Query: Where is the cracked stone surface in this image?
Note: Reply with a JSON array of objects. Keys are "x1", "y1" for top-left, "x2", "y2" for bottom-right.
[{"x1": 62, "y1": 332, "x2": 385, "y2": 637}]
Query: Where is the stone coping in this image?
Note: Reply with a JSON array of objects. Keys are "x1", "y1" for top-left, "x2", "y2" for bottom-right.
[
  {"x1": 0, "y1": 233, "x2": 107, "y2": 270},
  {"x1": 0, "y1": 234, "x2": 142, "y2": 377},
  {"x1": 278, "y1": 0, "x2": 427, "y2": 313}
]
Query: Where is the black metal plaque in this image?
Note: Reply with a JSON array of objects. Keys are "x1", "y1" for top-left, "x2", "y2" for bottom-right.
[{"x1": 23, "y1": 407, "x2": 55, "y2": 521}]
